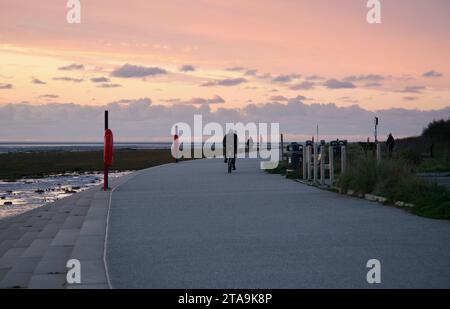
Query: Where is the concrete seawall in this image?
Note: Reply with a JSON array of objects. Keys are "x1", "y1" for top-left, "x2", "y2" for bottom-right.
[{"x1": 0, "y1": 171, "x2": 137, "y2": 288}]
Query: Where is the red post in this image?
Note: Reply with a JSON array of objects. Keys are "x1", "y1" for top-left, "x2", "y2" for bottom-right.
[
  {"x1": 104, "y1": 164, "x2": 108, "y2": 191},
  {"x1": 105, "y1": 111, "x2": 108, "y2": 191},
  {"x1": 104, "y1": 111, "x2": 113, "y2": 191}
]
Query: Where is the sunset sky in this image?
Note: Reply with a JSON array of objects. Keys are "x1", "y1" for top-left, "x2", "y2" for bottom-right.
[{"x1": 0, "y1": 0, "x2": 449, "y2": 141}]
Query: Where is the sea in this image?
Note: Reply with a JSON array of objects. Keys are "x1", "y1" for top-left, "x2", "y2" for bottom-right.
[
  {"x1": 0, "y1": 141, "x2": 262, "y2": 153},
  {"x1": 0, "y1": 142, "x2": 171, "y2": 154},
  {"x1": 0, "y1": 171, "x2": 130, "y2": 219}
]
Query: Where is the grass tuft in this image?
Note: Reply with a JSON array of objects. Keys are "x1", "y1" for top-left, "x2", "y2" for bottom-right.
[{"x1": 338, "y1": 156, "x2": 450, "y2": 219}]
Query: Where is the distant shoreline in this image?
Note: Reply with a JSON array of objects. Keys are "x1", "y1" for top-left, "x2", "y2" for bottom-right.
[{"x1": 0, "y1": 142, "x2": 172, "y2": 154}]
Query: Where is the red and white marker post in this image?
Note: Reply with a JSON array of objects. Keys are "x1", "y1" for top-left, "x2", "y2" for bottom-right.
[{"x1": 173, "y1": 125, "x2": 179, "y2": 163}]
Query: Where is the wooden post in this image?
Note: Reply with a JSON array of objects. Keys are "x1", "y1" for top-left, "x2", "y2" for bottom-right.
[
  {"x1": 302, "y1": 144, "x2": 307, "y2": 180},
  {"x1": 313, "y1": 143, "x2": 318, "y2": 183},
  {"x1": 306, "y1": 146, "x2": 310, "y2": 180},
  {"x1": 329, "y1": 144, "x2": 334, "y2": 186},
  {"x1": 280, "y1": 133, "x2": 284, "y2": 163},
  {"x1": 320, "y1": 144, "x2": 325, "y2": 185},
  {"x1": 341, "y1": 145, "x2": 346, "y2": 173},
  {"x1": 376, "y1": 142, "x2": 381, "y2": 163}
]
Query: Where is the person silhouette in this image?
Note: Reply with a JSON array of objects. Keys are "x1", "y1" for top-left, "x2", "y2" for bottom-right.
[
  {"x1": 246, "y1": 136, "x2": 254, "y2": 153},
  {"x1": 223, "y1": 130, "x2": 238, "y2": 170},
  {"x1": 386, "y1": 133, "x2": 395, "y2": 156}
]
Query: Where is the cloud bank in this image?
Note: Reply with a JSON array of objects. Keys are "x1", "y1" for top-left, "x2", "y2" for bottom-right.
[
  {"x1": 289, "y1": 81, "x2": 315, "y2": 90},
  {"x1": 343, "y1": 74, "x2": 385, "y2": 82},
  {"x1": 163, "y1": 95, "x2": 225, "y2": 105},
  {"x1": 179, "y1": 65, "x2": 195, "y2": 72},
  {"x1": 97, "y1": 83, "x2": 122, "y2": 88},
  {"x1": 398, "y1": 86, "x2": 426, "y2": 93},
  {"x1": 423, "y1": 70, "x2": 443, "y2": 78},
  {"x1": 39, "y1": 94, "x2": 59, "y2": 99},
  {"x1": 53, "y1": 77, "x2": 84, "y2": 83},
  {"x1": 32, "y1": 78, "x2": 46, "y2": 85},
  {"x1": 201, "y1": 78, "x2": 247, "y2": 87},
  {"x1": 0, "y1": 83, "x2": 13, "y2": 89},
  {"x1": 90, "y1": 77, "x2": 110, "y2": 83},
  {"x1": 324, "y1": 79, "x2": 356, "y2": 89},
  {"x1": 1, "y1": 97, "x2": 448, "y2": 142},
  {"x1": 58, "y1": 63, "x2": 84, "y2": 71},
  {"x1": 111, "y1": 64, "x2": 167, "y2": 78}
]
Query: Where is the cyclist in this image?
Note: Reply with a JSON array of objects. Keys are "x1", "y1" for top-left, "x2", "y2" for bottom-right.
[{"x1": 223, "y1": 130, "x2": 238, "y2": 171}]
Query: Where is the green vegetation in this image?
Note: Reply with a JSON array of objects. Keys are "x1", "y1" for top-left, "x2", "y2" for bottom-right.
[
  {"x1": 338, "y1": 118, "x2": 450, "y2": 219},
  {"x1": 338, "y1": 156, "x2": 450, "y2": 219},
  {"x1": 395, "y1": 118, "x2": 450, "y2": 173},
  {"x1": 416, "y1": 157, "x2": 450, "y2": 173},
  {"x1": 267, "y1": 118, "x2": 450, "y2": 219},
  {"x1": 0, "y1": 149, "x2": 177, "y2": 180}
]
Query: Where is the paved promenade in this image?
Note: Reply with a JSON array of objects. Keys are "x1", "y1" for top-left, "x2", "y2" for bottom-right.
[
  {"x1": 0, "y1": 174, "x2": 134, "y2": 288},
  {"x1": 1, "y1": 158, "x2": 450, "y2": 288},
  {"x1": 106, "y1": 158, "x2": 450, "y2": 289}
]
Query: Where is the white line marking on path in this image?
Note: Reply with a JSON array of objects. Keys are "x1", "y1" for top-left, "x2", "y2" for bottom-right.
[{"x1": 103, "y1": 163, "x2": 174, "y2": 289}]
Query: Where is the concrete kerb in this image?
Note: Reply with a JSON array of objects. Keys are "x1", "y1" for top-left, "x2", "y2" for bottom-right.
[
  {"x1": 103, "y1": 163, "x2": 175, "y2": 289},
  {"x1": 294, "y1": 176, "x2": 415, "y2": 210}
]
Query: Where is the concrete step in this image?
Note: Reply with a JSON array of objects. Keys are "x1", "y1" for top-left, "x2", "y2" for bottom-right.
[{"x1": 0, "y1": 178, "x2": 124, "y2": 288}]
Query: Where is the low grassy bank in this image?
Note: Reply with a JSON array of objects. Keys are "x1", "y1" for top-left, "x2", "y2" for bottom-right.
[
  {"x1": 338, "y1": 156, "x2": 450, "y2": 220},
  {"x1": 395, "y1": 117, "x2": 450, "y2": 173},
  {"x1": 416, "y1": 157, "x2": 450, "y2": 173},
  {"x1": 0, "y1": 149, "x2": 178, "y2": 180},
  {"x1": 266, "y1": 155, "x2": 450, "y2": 220},
  {"x1": 265, "y1": 118, "x2": 450, "y2": 219}
]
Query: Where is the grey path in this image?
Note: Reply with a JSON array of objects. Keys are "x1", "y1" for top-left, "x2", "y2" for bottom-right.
[
  {"x1": 418, "y1": 172, "x2": 450, "y2": 190},
  {"x1": 106, "y1": 159, "x2": 450, "y2": 289},
  {"x1": 0, "y1": 174, "x2": 134, "y2": 289}
]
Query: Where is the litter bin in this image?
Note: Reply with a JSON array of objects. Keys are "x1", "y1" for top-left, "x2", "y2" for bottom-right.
[
  {"x1": 286, "y1": 142, "x2": 303, "y2": 171},
  {"x1": 330, "y1": 139, "x2": 347, "y2": 155},
  {"x1": 338, "y1": 140, "x2": 348, "y2": 147}
]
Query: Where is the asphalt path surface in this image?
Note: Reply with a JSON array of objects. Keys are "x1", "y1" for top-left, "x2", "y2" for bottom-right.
[{"x1": 106, "y1": 158, "x2": 450, "y2": 288}]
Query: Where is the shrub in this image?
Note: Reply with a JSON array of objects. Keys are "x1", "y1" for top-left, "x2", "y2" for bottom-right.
[
  {"x1": 417, "y1": 158, "x2": 450, "y2": 173},
  {"x1": 397, "y1": 149, "x2": 423, "y2": 166},
  {"x1": 373, "y1": 158, "x2": 415, "y2": 201},
  {"x1": 339, "y1": 155, "x2": 377, "y2": 194},
  {"x1": 412, "y1": 184, "x2": 450, "y2": 219},
  {"x1": 338, "y1": 155, "x2": 450, "y2": 220}
]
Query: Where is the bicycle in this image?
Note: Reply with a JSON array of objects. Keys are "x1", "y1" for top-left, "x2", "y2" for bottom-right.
[{"x1": 225, "y1": 148, "x2": 235, "y2": 173}]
